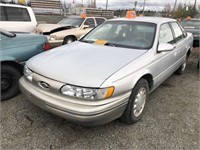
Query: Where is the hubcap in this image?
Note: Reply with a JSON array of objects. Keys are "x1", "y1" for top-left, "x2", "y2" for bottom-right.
[
  {"x1": 67, "y1": 39, "x2": 73, "y2": 44},
  {"x1": 1, "y1": 73, "x2": 15, "y2": 94},
  {"x1": 133, "y1": 87, "x2": 146, "y2": 117}
]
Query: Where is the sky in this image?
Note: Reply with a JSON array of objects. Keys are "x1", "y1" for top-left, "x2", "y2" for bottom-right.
[{"x1": 61, "y1": 0, "x2": 199, "y2": 11}]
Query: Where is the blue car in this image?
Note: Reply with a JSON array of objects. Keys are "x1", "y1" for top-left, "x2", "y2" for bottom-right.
[{"x1": 0, "y1": 29, "x2": 50, "y2": 101}]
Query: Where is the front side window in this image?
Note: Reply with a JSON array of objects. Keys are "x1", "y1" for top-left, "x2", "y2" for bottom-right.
[
  {"x1": 170, "y1": 22, "x2": 184, "y2": 42},
  {"x1": 81, "y1": 21, "x2": 156, "y2": 49},
  {"x1": 84, "y1": 18, "x2": 95, "y2": 28},
  {"x1": 159, "y1": 23, "x2": 174, "y2": 44},
  {"x1": 5, "y1": 6, "x2": 31, "y2": 21}
]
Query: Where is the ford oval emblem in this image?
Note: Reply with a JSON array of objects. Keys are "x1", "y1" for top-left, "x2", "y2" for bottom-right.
[{"x1": 39, "y1": 81, "x2": 50, "y2": 90}]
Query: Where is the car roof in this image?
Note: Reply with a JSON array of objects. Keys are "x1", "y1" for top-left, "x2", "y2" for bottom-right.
[
  {"x1": 65, "y1": 16, "x2": 106, "y2": 19},
  {"x1": 0, "y1": 3, "x2": 30, "y2": 8},
  {"x1": 109, "y1": 17, "x2": 176, "y2": 25},
  {"x1": 182, "y1": 18, "x2": 200, "y2": 21}
]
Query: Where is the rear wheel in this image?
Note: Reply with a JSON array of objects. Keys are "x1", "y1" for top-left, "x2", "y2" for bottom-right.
[
  {"x1": 63, "y1": 36, "x2": 75, "y2": 45},
  {"x1": 121, "y1": 79, "x2": 149, "y2": 124},
  {"x1": 1, "y1": 65, "x2": 21, "y2": 101}
]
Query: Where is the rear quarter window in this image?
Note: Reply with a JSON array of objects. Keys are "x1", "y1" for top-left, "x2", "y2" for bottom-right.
[{"x1": 4, "y1": 6, "x2": 31, "y2": 21}]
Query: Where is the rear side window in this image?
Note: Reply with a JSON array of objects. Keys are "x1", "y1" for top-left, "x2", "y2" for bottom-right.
[
  {"x1": 95, "y1": 18, "x2": 106, "y2": 25},
  {"x1": 4, "y1": 6, "x2": 31, "y2": 21}
]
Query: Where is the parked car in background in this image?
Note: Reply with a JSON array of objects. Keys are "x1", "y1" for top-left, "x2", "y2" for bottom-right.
[
  {"x1": 35, "y1": 16, "x2": 106, "y2": 48},
  {"x1": 180, "y1": 18, "x2": 200, "y2": 47},
  {"x1": 0, "y1": 3, "x2": 37, "y2": 33},
  {"x1": 20, "y1": 17, "x2": 193, "y2": 126},
  {"x1": 0, "y1": 28, "x2": 50, "y2": 101}
]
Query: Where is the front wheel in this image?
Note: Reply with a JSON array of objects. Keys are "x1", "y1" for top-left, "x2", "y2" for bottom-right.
[
  {"x1": 63, "y1": 36, "x2": 75, "y2": 45},
  {"x1": 121, "y1": 79, "x2": 149, "y2": 124},
  {"x1": 1, "y1": 65, "x2": 21, "y2": 101}
]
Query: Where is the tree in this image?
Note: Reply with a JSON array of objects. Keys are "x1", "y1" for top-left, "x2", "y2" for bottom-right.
[
  {"x1": 164, "y1": 3, "x2": 172, "y2": 17},
  {"x1": 173, "y1": 3, "x2": 183, "y2": 18}
]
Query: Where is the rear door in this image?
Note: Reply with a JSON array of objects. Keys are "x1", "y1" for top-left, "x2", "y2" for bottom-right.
[{"x1": 170, "y1": 22, "x2": 188, "y2": 68}]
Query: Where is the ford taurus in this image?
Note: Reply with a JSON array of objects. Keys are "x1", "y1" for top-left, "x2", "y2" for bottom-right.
[{"x1": 19, "y1": 17, "x2": 193, "y2": 126}]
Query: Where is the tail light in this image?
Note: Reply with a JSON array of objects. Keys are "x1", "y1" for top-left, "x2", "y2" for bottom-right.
[{"x1": 43, "y1": 43, "x2": 51, "y2": 51}]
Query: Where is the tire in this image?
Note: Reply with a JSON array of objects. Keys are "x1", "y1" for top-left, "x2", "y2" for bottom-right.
[
  {"x1": 175, "y1": 55, "x2": 188, "y2": 75},
  {"x1": 1, "y1": 65, "x2": 21, "y2": 101},
  {"x1": 121, "y1": 79, "x2": 149, "y2": 124},
  {"x1": 63, "y1": 36, "x2": 75, "y2": 45}
]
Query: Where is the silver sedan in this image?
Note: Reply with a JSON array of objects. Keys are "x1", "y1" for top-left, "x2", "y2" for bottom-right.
[{"x1": 19, "y1": 17, "x2": 193, "y2": 126}]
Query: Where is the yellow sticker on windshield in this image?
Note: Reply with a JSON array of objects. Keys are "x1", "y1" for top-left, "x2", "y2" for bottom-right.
[{"x1": 95, "y1": 40, "x2": 108, "y2": 45}]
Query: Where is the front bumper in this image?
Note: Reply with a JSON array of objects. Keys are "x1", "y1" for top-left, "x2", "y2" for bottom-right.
[
  {"x1": 19, "y1": 77, "x2": 130, "y2": 126},
  {"x1": 49, "y1": 40, "x2": 63, "y2": 48}
]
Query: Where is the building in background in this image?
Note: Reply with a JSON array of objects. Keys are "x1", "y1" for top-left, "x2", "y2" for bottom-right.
[{"x1": 30, "y1": 0, "x2": 62, "y2": 15}]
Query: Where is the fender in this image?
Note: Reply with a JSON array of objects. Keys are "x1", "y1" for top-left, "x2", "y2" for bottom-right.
[{"x1": 0, "y1": 56, "x2": 17, "y2": 62}]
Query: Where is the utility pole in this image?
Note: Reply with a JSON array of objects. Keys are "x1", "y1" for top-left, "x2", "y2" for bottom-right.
[
  {"x1": 142, "y1": 0, "x2": 146, "y2": 15},
  {"x1": 194, "y1": 0, "x2": 197, "y2": 9},
  {"x1": 135, "y1": 1, "x2": 137, "y2": 11},
  {"x1": 106, "y1": 0, "x2": 108, "y2": 10},
  {"x1": 172, "y1": 0, "x2": 177, "y2": 15}
]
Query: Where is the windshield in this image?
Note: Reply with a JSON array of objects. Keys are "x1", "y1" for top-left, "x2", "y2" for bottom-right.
[
  {"x1": 58, "y1": 18, "x2": 84, "y2": 27},
  {"x1": 80, "y1": 21, "x2": 156, "y2": 49},
  {"x1": 181, "y1": 20, "x2": 200, "y2": 29}
]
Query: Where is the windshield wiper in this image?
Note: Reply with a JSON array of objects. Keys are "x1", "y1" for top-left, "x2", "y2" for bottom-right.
[
  {"x1": 105, "y1": 42, "x2": 116, "y2": 47},
  {"x1": 80, "y1": 40, "x2": 94, "y2": 43}
]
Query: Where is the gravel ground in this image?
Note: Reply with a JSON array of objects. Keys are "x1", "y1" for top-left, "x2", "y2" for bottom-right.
[{"x1": 0, "y1": 47, "x2": 199, "y2": 150}]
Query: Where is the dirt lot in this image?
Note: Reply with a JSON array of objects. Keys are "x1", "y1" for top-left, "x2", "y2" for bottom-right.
[{"x1": 0, "y1": 48, "x2": 199, "y2": 150}]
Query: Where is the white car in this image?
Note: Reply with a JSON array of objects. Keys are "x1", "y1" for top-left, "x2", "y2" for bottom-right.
[
  {"x1": 0, "y1": 3, "x2": 37, "y2": 32},
  {"x1": 20, "y1": 17, "x2": 193, "y2": 126}
]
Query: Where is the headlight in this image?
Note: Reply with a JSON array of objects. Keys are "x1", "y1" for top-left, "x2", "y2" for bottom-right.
[
  {"x1": 24, "y1": 65, "x2": 33, "y2": 82},
  {"x1": 60, "y1": 85, "x2": 114, "y2": 100},
  {"x1": 49, "y1": 35, "x2": 57, "y2": 41}
]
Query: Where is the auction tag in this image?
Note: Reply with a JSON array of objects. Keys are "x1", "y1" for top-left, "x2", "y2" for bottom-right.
[{"x1": 95, "y1": 39, "x2": 107, "y2": 45}]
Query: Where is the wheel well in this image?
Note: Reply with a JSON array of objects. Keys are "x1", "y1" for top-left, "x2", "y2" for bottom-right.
[
  {"x1": 64, "y1": 35, "x2": 77, "y2": 41},
  {"x1": 186, "y1": 49, "x2": 191, "y2": 58},
  {"x1": 1, "y1": 61, "x2": 23, "y2": 75},
  {"x1": 140, "y1": 74, "x2": 153, "y2": 91}
]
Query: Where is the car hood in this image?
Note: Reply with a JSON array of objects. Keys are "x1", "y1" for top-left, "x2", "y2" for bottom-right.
[
  {"x1": 36, "y1": 24, "x2": 62, "y2": 33},
  {"x1": 27, "y1": 41, "x2": 147, "y2": 87}
]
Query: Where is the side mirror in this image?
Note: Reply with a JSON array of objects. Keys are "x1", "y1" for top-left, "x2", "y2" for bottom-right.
[
  {"x1": 82, "y1": 25, "x2": 90, "y2": 29},
  {"x1": 158, "y1": 43, "x2": 175, "y2": 52}
]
